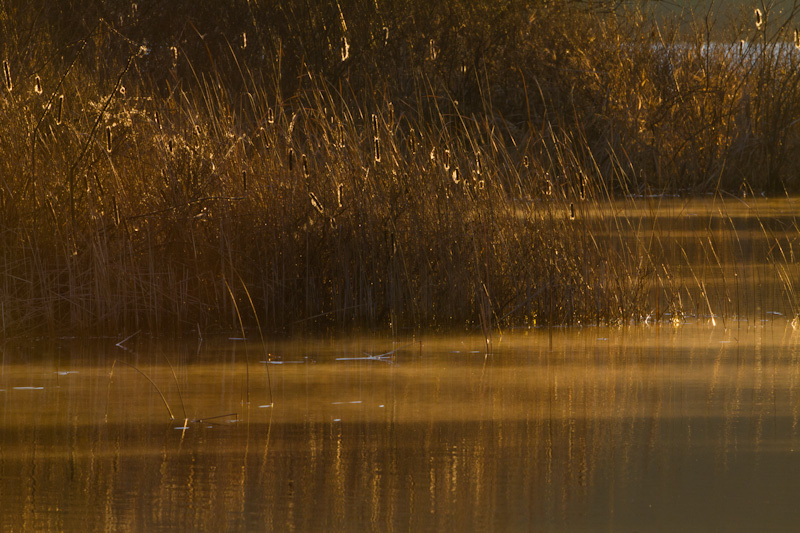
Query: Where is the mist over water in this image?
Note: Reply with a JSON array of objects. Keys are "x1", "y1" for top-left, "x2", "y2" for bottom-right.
[{"x1": 3, "y1": 319, "x2": 800, "y2": 530}]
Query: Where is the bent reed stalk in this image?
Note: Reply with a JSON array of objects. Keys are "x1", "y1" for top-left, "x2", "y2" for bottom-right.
[{"x1": 2, "y1": 1, "x2": 800, "y2": 336}]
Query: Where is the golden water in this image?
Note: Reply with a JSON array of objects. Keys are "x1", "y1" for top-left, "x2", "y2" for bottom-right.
[
  {"x1": 3, "y1": 323, "x2": 800, "y2": 531},
  {"x1": 4, "y1": 196, "x2": 800, "y2": 530}
]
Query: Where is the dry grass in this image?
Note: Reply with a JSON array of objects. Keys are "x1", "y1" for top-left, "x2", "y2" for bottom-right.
[{"x1": 1, "y1": 0, "x2": 800, "y2": 335}]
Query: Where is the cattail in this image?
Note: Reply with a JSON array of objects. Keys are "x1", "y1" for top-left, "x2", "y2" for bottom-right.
[
  {"x1": 309, "y1": 192, "x2": 324, "y2": 214},
  {"x1": 569, "y1": 202, "x2": 575, "y2": 220},
  {"x1": 341, "y1": 36, "x2": 350, "y2": 61},
  {"x1": 267, "y1": 107, "x2": 275, "y2": 124},
  {"x1": 337, "y1": 183, "x2": 344, "y2": 207},
  {"x1": 287, "y1": 113, "x2": 297, "y2": 140},
  {"x1": 34, "y1": 75, "x2": 42, "y2": 95},
  {"x1": 444, "y1": 149, "x2": 450, "y2": 170},
  {"x1": 288, "y1": 147, "x2": 294, "y2": 171},
  {"x1": 755, "y1": 8, "x2": 764, "y2": 30},
  {"x1": 56, "y1": 95, "x2": 63, "y2": 124},
  {"x1": 241, "y1": 32, "x2": 247, "y2": 49},
  {"x1": 371, "y1": 113, "x2": 378, "y2": 133},
  {"x1": 451, "y1": 168, "x2": 460, "y2": 184},
  {"x1": 2, "y1": 60, "x2": 11, "y2": 92},
  {"x1": 794, "y1": 28, "x2": 800, "y2": 50},
  {"x1": 105, "y1": 126, "x2": 112, "y2": 152},
  {"x1": 302, "y1": 154, "x2": 309, "y2": 178},
  {"x1": 373, "y1": 137, "x2": 381, "y2": 162},
  {"x1": 242, "y1": 170, "x2": 247, "y2": 191}
]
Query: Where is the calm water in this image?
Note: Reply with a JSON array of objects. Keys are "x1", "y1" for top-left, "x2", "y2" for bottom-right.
[{"x1": 3, "y1": 323, "x2": 800, "y2": 531}]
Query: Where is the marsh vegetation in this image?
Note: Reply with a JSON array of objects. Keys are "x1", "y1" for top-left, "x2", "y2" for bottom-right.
[{"x1": 2, "y1": 0, "x2": 800, "y2": 336}]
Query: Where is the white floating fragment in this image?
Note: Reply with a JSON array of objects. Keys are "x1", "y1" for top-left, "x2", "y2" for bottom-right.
[
  {"x1": 13, "y1": 386, "x2": 44, "y2": 390},
  {"x1": 174, "y1": 426, "x2": 190, "y2": 430},
  {"x1": 258, "y1": 404, "x2": 273, "y2": 408}
]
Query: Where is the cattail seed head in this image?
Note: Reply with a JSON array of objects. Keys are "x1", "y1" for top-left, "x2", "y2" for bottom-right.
[
  {"x1": 34, "y1": 75, "x2": 42, "y2": 95},
  {"x1": 371, "y1": 113, "x2": 378, "y2": 133},
  {"x1": 373, "y1": 137, "x2": 381, "y2": 163},
  {"x1": 429, "y1": 147, "x2": 436, "y2": 162},
  {"x1": 2, "y1": 60, "x2": 11, "y2": 92},
  {"x1": 383, "y1": 26, "x2": 389, "y2": 45},
  {"x1": 288, "y1": 148, "x2": 294, "y2": 171},
  {"x1": 167, "y1": 138, "x2": 174, "y2": 153},
  {"x1": 242, "y1": 170, "x2": 247, "y2": 191},
  {"x1": 755, "y1": 8, "x2": 764, "y2": 30},
  {"x1": 56, "y1": 95, "x2": 63, "y2": 124},
  {"x1": 569, "y1": 202, "x2": 575, "y2": 220},
  {"x1": 105, "y1": 126, "x2": 112, "y2": 152},
  {"x1": 309, "y1": 192, "x2": 324, "y2": 214}
]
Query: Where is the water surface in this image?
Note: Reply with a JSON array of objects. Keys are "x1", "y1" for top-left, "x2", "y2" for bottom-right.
[{"x1": 3, "y1": 322, "x2": 800, "y2": 531}]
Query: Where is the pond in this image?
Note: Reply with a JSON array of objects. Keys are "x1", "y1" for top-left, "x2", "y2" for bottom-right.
[{"x1": 3, "y1": 322, "x2": 800, "y2": 531}]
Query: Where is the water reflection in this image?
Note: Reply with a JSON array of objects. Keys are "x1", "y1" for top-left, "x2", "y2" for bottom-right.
[{"x1": 3, "y1": 325, "x2": 800, "y2": 530}]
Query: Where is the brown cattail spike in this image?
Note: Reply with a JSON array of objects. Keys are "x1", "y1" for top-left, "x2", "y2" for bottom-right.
[
  {"x1": 755, "y1": 8, "x2": 764, "y2": 30},
  {"x1": 374, "y1": 137, "x2": 381, "y2": 163},
  {"x1": 309, "y1": 192, "x2": 324, "y2": 214},
  {"x1": 3, "y1": 60, "x2": 12, "y2": 92},
  {"x1": 288, "y1": 148, "x2": 294, "y2": 171},
  {"x1": 569, "y1": 202, "x2": 575, "y2": 220},
  {"x1": 105, "y1": 126, "x2": 112, "y2": 152},
  {"x1": 56, "y1": 95, "x2": 64, "y2": 124}
]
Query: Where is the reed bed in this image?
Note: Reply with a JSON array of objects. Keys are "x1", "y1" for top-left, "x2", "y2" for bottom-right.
[{"x1": 1, "y1": 0, "x2": 800, "y2": 336}]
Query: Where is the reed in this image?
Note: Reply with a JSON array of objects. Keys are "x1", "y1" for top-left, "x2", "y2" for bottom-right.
[{"x1": 1, "y1": 0, "x2": 800, "y2": 336}]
